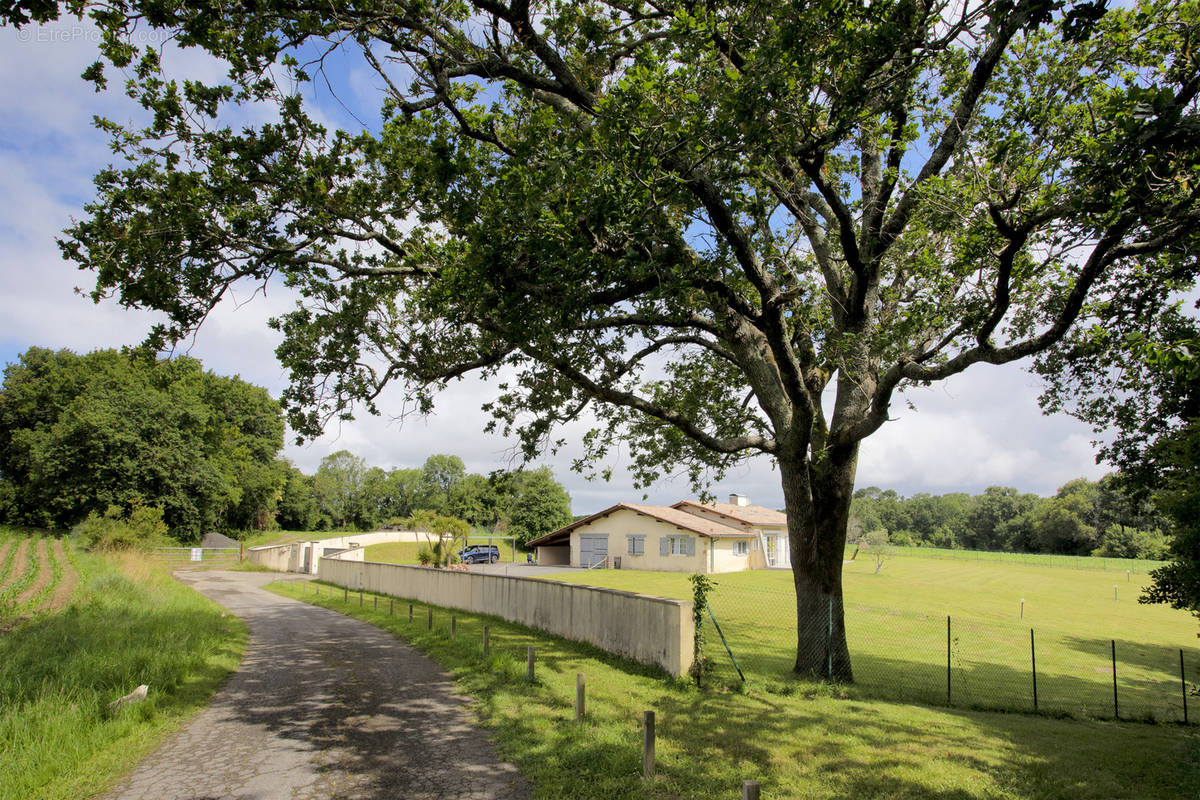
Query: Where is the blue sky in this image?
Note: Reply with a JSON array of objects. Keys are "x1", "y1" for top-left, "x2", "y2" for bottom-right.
[{"x1": 0, "y1": 16, "x2": 1111, "y2": 515}]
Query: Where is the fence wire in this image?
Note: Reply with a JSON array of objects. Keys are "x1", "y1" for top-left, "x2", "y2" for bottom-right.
[{"x1": 702, "y1": 580, "x2": 1199, "y2": 723}]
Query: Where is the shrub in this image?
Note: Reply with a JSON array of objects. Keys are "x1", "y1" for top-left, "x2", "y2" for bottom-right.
[{"x1": 73, "y1": 504, "x2": 171, "y2": 551}]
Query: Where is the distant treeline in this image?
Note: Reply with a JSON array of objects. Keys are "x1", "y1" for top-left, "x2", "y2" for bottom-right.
[
  {"x1": 0, "y1": 347, "x2": 571, "y2": 546},
  {"x1": 276, "y1": 451, "x2": 572, "y2": 547},
  {"x1": 850, "y1": 477, "x2": 1171, "y2": 560}
]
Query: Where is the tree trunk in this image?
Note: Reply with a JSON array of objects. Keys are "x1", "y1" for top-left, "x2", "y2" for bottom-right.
[{"x1": 782, "y1": 444, "x2": 857, "y2": 681}]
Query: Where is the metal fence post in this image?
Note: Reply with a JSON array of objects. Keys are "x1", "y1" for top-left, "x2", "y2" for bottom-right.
[
  {"x1": 642, "y1": 711, "x2": 655, "y2": 779},
  {"x1": 827, "y1": 595, "x2": 833, "y2": 679},
  {"x1": 427, "y1": 607, "x2": 433, "y2": 630},
  {"x1": 483, "y1": 625, "x2": 490, "y2": 657},
  {"x1": 373, "y1": 596, "x2": 377, "y2": 611},
  {"x1": 408, "y1": 603, "x2": 413, "y2": 622},
  {"x1": 1030, "y1": 628, "x2": 1038, "y2": 712},
  {"x1": 946, "y1": 615, "x2": 952, "y2": 706},
  {"x1": 742, "y1": 780, "x2": 760, "y2": 800},
  {"x1": 343, "y1": 587, "x2": 348, "y2": 602},
  {"x1": 1181, "y1": 649, "x2": 1189, "y2": 725},
  {"x1": 451, "y1": 615, "x2": 457, "y2": 637},
  {"x1": 1111, "y1": 640, "x2": 1119, "y2": 719}
]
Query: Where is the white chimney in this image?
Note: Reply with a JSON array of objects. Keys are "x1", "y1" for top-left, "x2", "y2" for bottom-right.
[{"x1": 729, "y1": 493, "x2": 750, "y2": 507}]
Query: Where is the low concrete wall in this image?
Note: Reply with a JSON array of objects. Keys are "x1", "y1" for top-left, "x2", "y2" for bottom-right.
[
  {"x1": 319, "y1": 559, "x2": 694, "y2": 677},
  {"x1": 248, "y1": 542, "x2": 302, "y2": 571},
  {"x1": 248, "y1": 530, "x2": 444, "y2": 574}
]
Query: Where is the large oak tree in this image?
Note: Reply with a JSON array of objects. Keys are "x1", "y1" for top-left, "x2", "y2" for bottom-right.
[{"x1": 7, "y1": 0, "x2": 1199, "y2": 677}]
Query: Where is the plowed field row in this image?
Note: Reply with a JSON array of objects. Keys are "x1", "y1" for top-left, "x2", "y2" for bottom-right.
[{"x1": 0, "y1": 535, "x2": 79, "y2": 627}]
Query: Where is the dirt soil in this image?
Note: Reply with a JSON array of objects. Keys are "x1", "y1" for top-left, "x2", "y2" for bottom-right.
[
  {"x1": 1, "y1": 538, "x2": 30, "y2": 593},
  {"x1": 45, "y1": 539, "x2": 78, "y2": 613},
  {"x1": 15, "y1": 539, "x2": 52, "y2": 606}
]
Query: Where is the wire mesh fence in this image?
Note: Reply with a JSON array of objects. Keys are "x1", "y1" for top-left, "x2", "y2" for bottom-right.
[{"x1": 703, "y1": 580, "x2": 1199, "y2": 723}]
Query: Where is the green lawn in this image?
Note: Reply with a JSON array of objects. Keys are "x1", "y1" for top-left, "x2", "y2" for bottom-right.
[
  {"x1": 269, "y1": 578, "x2": 1200, "y2": 800},
  {"x1": 541, "y1": 555, "x2": 1200, "y2": 721}
]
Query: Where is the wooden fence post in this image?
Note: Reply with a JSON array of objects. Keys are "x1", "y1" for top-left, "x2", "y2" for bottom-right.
[
  {"x1": 742, "y1": 780, "x2": 760, "y2": 800},
  {"x1": 527, "y1": 646, "x2": 536, "y2": 681},
  {"x1": 642, "y1": 711, "x2": 655, "y2": 779},
  {"x1": 576, "y1": 674, "x2": 585, "y2": 721}
]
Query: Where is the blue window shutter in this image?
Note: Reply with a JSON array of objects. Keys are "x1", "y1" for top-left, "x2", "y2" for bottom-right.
[
  {"x1": 684, "y1": 536, "x2": 695, "y2": 557},
  {"x1": 660, "y1": 536, "x2": 670, "y2": 556}
]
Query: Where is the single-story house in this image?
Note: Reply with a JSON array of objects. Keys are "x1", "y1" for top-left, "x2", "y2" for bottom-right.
[{"x1": 527, "y1": 494, "x2": 790, "y2": 573}]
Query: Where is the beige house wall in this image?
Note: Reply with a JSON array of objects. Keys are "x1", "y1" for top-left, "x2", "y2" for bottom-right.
[
  {"x1": 674, "y1": 506, "x2": 789, "y2": 569},
  {"x1": 318, "y1": 558, "x2": 694, "y2": 677},
  {"x1": 568, "y1": 509, "x2": 756, "y2": 574}
]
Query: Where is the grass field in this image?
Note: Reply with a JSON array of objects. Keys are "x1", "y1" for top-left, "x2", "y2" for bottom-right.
[
  {"x1": 0, "y1": 529, "x2": 247, "y2": 800},
  {"x1": 270, "y1": 578, "x2": 1200, "y2": 799},
  {"x1": 541, "y1": 554, "x2": 1200, "y2": 722},
  {"x1": 887, "y1": 545, "x2": 1168, "y2": 573}
]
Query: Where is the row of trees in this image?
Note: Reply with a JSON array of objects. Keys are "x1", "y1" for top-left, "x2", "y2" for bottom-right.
[
  {"x1": 0, "y1": 348, "x2": 573, "y2": 546},
  {"x1": 0, "y1": 348, "x2": 285, "y2": 539},
  {"x1": 850, "y1": 476, "x2": 1172, "y2": 560},
  {"x1": 278, "y1": 451, "x2": 573, "y2": 547}
]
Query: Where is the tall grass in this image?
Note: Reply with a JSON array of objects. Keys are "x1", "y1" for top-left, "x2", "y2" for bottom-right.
[{"x1": 0, "y1": 546, "x2": 246, "y2": 800}]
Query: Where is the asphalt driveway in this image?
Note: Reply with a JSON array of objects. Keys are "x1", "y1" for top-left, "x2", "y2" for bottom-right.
[{"x1": 101, "y1": 570, "x2": 530, "y2": 800}]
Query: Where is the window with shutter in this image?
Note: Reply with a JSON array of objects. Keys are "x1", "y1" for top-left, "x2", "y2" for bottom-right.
[
  {"x1": 660, "y1": 536, "x2": 669, "y2": 556},
  {"x1": 627, "y1": 535, "x2": 645, "y2": 555}
]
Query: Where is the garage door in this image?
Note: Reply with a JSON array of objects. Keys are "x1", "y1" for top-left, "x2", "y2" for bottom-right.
[{"x1": 579, "y1": 534, "x2": 609, "y2": 568}]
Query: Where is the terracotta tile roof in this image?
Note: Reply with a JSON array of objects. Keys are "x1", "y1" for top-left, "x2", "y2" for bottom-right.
[
  {"x1": 672, "y1": 500, "x2": 788, "y2": 527},
  {"x1": 622, "y1": 503, "x2": 751, "y2": 539},
  {"x1": 525, "y1": 502, "x2": 752, "y2": 547}
]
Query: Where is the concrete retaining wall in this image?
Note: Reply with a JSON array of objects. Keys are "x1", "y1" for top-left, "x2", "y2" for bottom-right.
[{"x1": 318, "y1": 559, "x2": 695, "y2": 677}]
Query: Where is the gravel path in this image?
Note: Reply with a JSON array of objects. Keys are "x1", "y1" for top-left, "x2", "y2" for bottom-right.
[{"x1": 102, "y1": 571, "x2": 530, "y2": 800}]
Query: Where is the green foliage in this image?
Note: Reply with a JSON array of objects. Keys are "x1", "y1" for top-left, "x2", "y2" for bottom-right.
[
  {"x1": 407, "y1": 510, "x2": 471, "y2": 567},
  {"x1": 0, "y1": 348, "x2": 284, "y2": 540},
  {"x1": 850, "y1": 477, "x2": 1172, "y2": 559},
  {"x1": 688, "y1": 573, "x2": 717, "y2": 686},
  {"x1": 72, "y1": 504, "x2": 171, "y2": 552},
  {"x1": 274, "y1": 462, "x2": 323, "y2": 531},
  {"x1": 506, "y1": 467, "x2": 573, "y2": 549},
  {"x1": 863, "y1": 529, "x2": 894, "y2": 574}
]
